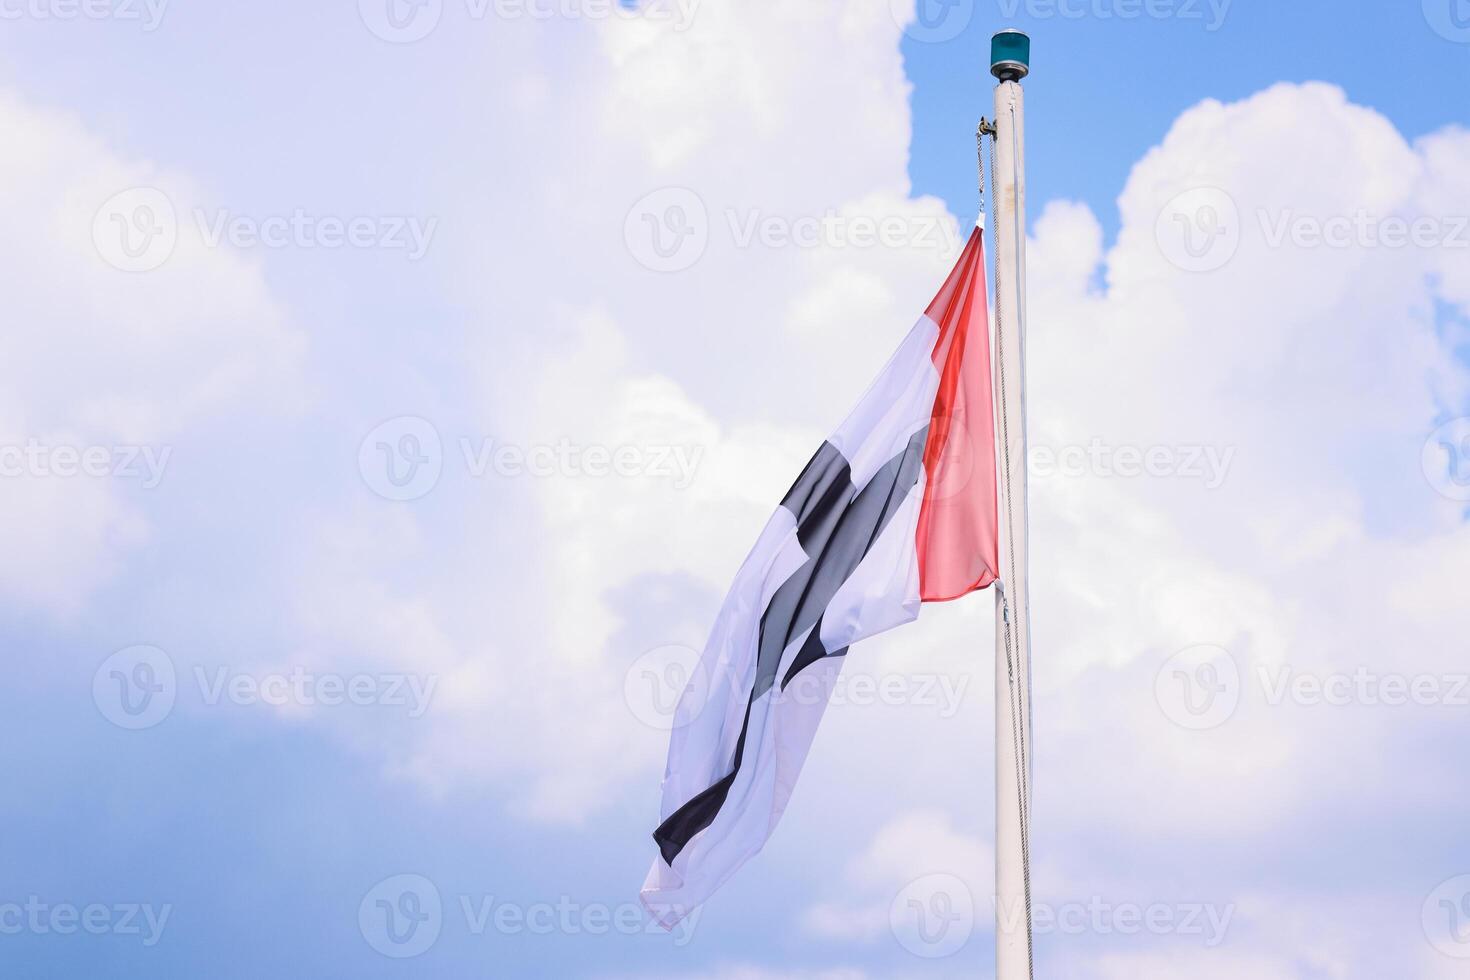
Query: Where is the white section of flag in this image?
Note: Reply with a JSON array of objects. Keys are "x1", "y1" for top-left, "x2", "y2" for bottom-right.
[{"x1": 641, "y1": 314, "x2": 944, "y2": 928}]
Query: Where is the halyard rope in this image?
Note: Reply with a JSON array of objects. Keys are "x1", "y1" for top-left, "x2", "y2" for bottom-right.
[{"x1": 977, "y1": 122, "x2": 987, "y2": 221}]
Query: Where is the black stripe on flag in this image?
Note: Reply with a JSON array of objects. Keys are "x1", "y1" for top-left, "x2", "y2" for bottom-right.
[{"x1": 653, "y1": 427, "x2": 929, "y2": 865}]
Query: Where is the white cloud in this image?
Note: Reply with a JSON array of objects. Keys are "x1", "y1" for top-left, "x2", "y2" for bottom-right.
[
  {"x1": 608, "y1": 968, "x2": 869, "y2": 980},
  {"x1": 276, "y1": 1, "x2": 972, "y2": 817},
  {"x1": 804, "y1": 808, "x2": 992, "y2": 943},
  {"x1": 0, "y1": 88, "x2": 304, "y2": 614},
  {"x1": 787, "y1": 80, "x2": 1470, "y2": 978},
  {"x1": 204, "y1": 15, "x2": 1468, "y2": 977},
  {"x1": 1084, "y1": 950, "x2": 1300, "y2": 980}
]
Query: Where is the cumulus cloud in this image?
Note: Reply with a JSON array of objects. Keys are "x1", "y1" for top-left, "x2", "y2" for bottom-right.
[
  {"x1": 803, "y1": 80, "x2": 1470, "y2": 977},
  {"x1": 0, "y1": 89, "x2": 303, "y2": 613},
  {"x1": 153, "y1": 9, "x2": 1465, "y2": 977},
  {"x1": 804, "y1": 809, "x2": 992, "y2": 943},
  {"x1": 275, "y1": 0, "x2": 975, "y2": 817}
]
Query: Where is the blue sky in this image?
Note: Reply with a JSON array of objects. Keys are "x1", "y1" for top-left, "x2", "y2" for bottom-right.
[
  {"x1": 1, "y1": 2, "x2": 1469, "y2": 978},
  {"x1": 908, "y1": 0, "x2": 1470, "y2": 241}
]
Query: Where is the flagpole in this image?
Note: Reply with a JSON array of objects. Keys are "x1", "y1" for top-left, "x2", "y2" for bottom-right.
[{"x1": 987, "y1": 29, "x2": 1035, "y2": 980}]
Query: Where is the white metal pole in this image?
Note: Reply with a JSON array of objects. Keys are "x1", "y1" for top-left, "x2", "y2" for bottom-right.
[{"x1": 989, "y1": 29, "x2": 1034, "y2": 980}]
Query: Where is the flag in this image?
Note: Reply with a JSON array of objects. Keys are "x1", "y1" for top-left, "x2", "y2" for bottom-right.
[{"x1": 642, "y1": 226, "x2": 999, "y2": 927}]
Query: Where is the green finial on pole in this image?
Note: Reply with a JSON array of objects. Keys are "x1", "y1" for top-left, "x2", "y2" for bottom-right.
[{"x1": 990, "y1": 29, "x2": 1030, "y2": 82}]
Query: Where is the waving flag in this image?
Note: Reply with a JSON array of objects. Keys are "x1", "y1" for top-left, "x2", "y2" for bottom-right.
[{"x1": 642, "y1": 225, "x2": 1000, "y2": 927}]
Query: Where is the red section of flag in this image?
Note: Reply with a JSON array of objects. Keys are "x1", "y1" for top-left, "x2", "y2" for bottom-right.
[{"x1": 916, "y1": 227, "x2": 1000, "y2": 601}]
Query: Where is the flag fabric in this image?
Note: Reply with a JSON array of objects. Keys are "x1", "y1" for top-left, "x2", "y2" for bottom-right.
[{"x1": 642, "y1": 226, "x2": 999, "y2": 928}]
